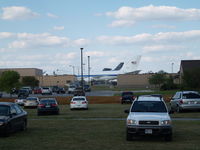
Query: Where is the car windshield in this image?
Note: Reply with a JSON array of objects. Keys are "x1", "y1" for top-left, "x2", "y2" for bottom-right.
[
  {"x1": 19, "y1": 89, "x2": 28, "y2": 93},
  {"x1": 131, "y1": 101, "x2": 167, "y2": 113},
  {"x1": 70, "y1": 86, "x2": 75, "y2": 88},
  {"x1": 40, "y1": 100, "x2": 56, "y2": 104},
  {"x1": 122, "y1": 92, "x2": 133, "y2": 96},
  {"x1": 183, "y1": 93, "x2": 200, "y2": 99},
  {"x1": 27, "y1": 97, "x2": 37, "y2": 100},
  {"x1": 73, "y1": 98, "x2": 85, "y2": 101},
  {"x1": 0, "y1": 105, "x2": 10, "y2": 116}
]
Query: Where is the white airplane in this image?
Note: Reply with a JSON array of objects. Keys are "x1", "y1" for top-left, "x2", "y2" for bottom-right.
[{"x1": 76, "y1": 55, "x2": 142, "y2": 81}]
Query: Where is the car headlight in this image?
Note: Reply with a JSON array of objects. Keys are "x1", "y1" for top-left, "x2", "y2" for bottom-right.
[
  {"x1": 161, "y1": 120, "x2": 171, "y2": 125},
  {"x1": 127, "y1": 119, "x2": 136, "y2": 125},
  {"x1": 0, "y1": 121, "x2": 4, "y2": 126}
]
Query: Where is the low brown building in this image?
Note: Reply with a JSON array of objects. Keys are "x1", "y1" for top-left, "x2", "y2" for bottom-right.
[
  {"x1": 0, "y1": 68, "x2": 43, "y2": 77},
  {"x1": 0, "y1": 68, "x2": 76, "y2": 87},
  {"x1": 37, "y1": 75, "x2": 76, "y2": 87},
  {"x1": 117, "y1": 74, "x2": 154, "y2": 88},
  {"x1": 117, "y1": 73, "x2": 179, "y2": 89}
]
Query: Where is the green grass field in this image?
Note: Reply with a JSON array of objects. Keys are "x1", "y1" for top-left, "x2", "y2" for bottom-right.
[{"x1": 0, "y1": 104, "x2": 200, "y2": 150}]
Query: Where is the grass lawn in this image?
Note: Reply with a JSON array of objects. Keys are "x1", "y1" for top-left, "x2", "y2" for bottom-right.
[{"x1": 0, "y1": 104, "x2": 200, "y2": 150}]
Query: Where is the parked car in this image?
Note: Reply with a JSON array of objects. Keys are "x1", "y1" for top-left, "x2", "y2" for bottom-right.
[
  {"x1": 18, "y1": 89, "x2": 29, "y2": 98},
  {"x1": 73, "y1": 87, "x2": 85, "y2": 96},
  {"x1": 84, "y1": 85, "x2": 91, "y2": 92},
  {"x1": 68, "y1": 85, "x2": 76, "y2": 94},
  {"x1": 121, "y1": 91, "x2": 135, "y2": 104},
  {"x1": 24, "y1": 97, "x2": 39, "y2": 108},
  {"x1": 170, "y1": 91, "x2": 200, "y2": 112},
  {"x1": 70, "y1": 96, "x2": 88, "y2": 110},
  {"x1": 57, "y1": 87, "x2": 66, "y2": 94},
  {"x1": 0, "y1": 92, "x2": 2, "y2": 98},
  {"x1": 37, "y1": 98, "x2": 59, "y2": 115},
  {"x1": 21, "y1": 87, "x2": 32, "y2": 94},
  {"x1": 41, "y1": 87, "x2": 52, "y2": 95},
  {"x1": 125, "y1": 95, "x2": 173, "y2": 141},
  {"x1": 33, "y1": 87, "x2": 42, "y2": 94},
  {"x1": 0, "y1": 102, "x2": 27, "y2": 137},
  {"x1": 52, "y1": 86, "x2": 59, "y2": 93},
  {"x1": 15, "y1": 98, "x2": 26, "y2": 106}
]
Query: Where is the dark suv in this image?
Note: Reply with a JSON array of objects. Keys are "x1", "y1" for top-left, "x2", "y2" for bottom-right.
[{"x1": 121, "y1": 92, "x2": 135, "y2": 104}]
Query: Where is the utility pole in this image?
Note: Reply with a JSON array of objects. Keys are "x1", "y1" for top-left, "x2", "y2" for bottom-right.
[
  {"x1": 171, "y1": 63, "x2": 174, "y2": 74},
  {"x1": 88, "y1": 56, "x2": 90, "y2": 86},
  {"x1": 80, "y1": 48, "x2": 84, "y2": 93}
]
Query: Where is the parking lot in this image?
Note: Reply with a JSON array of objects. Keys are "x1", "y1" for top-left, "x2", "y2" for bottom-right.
[{"x1": 0, "y1": 104, "x2": 200, "y2": 150}]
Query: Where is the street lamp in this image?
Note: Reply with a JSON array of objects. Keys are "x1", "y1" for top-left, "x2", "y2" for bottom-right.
[
  {"x1": 88, "y1": 56, "x2": 90, "y2": 86},
  {"x1": 69, "y1": 65, "x2": 75, "y2": 75},
  {"x1": 171, "y1": 63, "x2": 174, "y2": 73},
  {"x1": 80, "y1": 48, "x2": 84, "y2": 93}
]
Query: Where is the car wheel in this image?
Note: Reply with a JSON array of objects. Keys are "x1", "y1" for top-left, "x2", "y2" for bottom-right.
[
  {"x1": 20, "y1": 120, "x2": 27, "y2": 131},
  {"x1": 4, "y1": 124, "x2": 12, "y2": 137},
  {"x1": 55, "y1": 111, "x2": 59, "y2": 115},
  {"x1": 176, "y1": 106, "x2": 183, "y2": 113},
  {"x1": 126, "y1": 130, "x2": 132, "y2": 141},
  {"x1": 164, "y1": 134, "x2": 172, "y2": 141}
]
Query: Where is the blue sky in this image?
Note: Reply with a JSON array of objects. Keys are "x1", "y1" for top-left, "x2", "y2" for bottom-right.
[{"x1": 0, "y1": 0, "x2": 200, "y2": 75}]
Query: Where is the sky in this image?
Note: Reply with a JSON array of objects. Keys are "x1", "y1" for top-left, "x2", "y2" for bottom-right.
[{"x1": 0, "y1": 0, "x2": 200, "y2": 75}]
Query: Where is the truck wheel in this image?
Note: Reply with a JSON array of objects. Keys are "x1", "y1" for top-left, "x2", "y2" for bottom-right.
[
  {"x1": 164, "y1": 134, "x2": 172, "y2": 141},
  {"x1": 126, "y1": 130, "x2": 132, "y2": 141}
]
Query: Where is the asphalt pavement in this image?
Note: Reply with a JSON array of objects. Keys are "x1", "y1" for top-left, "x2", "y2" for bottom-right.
[{"x1": 1, "y1": 89, "x2": 153, "y2": 98}]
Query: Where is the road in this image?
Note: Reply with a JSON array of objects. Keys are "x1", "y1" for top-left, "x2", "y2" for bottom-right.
[{"x1": 1, "y1": 89, "x2": 153, "y2": 98}]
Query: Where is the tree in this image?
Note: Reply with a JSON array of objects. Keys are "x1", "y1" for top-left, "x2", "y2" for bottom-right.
[
  {"x1": 21, "y1": 76, "x2": 39, "y2": 87},
  {"x1": 182, "y1": 68, "x2": 200, "y2": 89},
  {"x1": 148, "y1": 70, "x2": 167, "y2": 88},
  {"x1": 160, "y1": 75, "x2": 178, "y2": 90},
  {"x1": 0, "y1": 71, "x2": 20, "y2": 93}
]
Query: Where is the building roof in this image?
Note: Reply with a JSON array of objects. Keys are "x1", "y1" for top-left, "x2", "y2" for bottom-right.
[{"x1": 181, "y1": 60, "x2": 200, "y2": 72}]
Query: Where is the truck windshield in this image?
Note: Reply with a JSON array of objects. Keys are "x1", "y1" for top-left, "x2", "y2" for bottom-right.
[{"x1": 131, "y1": 101, "x2": 167, "y2": 113}]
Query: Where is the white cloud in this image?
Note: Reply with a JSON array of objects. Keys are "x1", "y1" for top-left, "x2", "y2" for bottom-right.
[
  {"x1": 105, "y1": 5, "x2": 200, "y2": 27},
  {"x1": 47, "y1": 13, "x2": 58, "y2": 18},
  {"x1": 142, "y1": 45, "x2": 184, "y2": 53},
  {"x1": 109, "y1": 20, "x2": 135, "y2": 27},
  {"x1": 72, "y1": 38, "x2": 90, "y2": 47},
  {"x1": 97, "y1": 30, "x2": 200, "y2": 45},
  {"x1": 4, "y1": 32, "x2": 89, "y2": 49},
  {"x1": 0, "y1": 32, "x2": 14, "y2": 39},
  {"x1": 152, "y1": 24, "x2": 176, "y2": 29},
  {"x1": 55, "y1": 52, "x2": 77, "y2": 60},
  {"x1": 53, "y1": 26, "x2": 65, "y2": 31},
  {"x1": 1, "y1": 6, "x2": 39, "y2": 20},
  {"x1": 85, "y1": 51, "x2": 105, "y2": 57}
]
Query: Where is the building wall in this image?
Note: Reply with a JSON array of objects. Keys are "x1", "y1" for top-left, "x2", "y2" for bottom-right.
[
  {"x1": 117, "y1": 73, "x2": 179, "y2": 88},
  {"x1": 0, "y1": 68, "x2": 43, "y2": 77},
  {"x1": 37, "y1": 75, "x2": 76, "y2": 87},
  {"x1": 117, "y1": 74, "x2": 153, "y2": 88}
]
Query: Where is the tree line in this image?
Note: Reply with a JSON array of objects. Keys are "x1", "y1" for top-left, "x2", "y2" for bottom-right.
[
  {"x1": 148, "y1": 69, "x2": 200, "y2": 90},
  {"x1": 0, "y1": 71, "x2": 39, "y2": 94}
]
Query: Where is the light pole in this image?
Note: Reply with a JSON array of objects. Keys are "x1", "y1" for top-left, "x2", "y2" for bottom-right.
[
  {"x1": 88, "y1": 56, "x2": 90, "y2": 86},
  {"x1": 69, "y1": 65, "x2": 75, "y2": 75},
  {"x1": 171, "y1": 63, "x2": 174, "y2": 73},
  {"x1": 80, "y1": 48, "x2": 84, "y2": 93}
]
